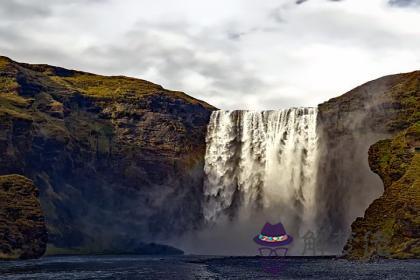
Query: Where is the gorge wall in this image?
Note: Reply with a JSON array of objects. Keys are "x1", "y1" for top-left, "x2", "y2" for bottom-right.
[
  {"x1": 192, "y1": 71, "x2": 419, "y2": 256},
  {"x1": 341, "y1": 72, "x2": 420, "y2": 259},
  {"x1": 315, "y1": 73, "x2": 410, "y2": 252},
  {"x1": 0, "y1": 56, "x2": 215, "y2": 255}
]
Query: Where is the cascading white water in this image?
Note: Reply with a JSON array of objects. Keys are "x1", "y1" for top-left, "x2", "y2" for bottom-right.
[{"x1": 202, "y1": 108, "x2": 319, "y2": 252}]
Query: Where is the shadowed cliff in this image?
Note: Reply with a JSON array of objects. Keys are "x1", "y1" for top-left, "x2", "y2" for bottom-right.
[
  {"x1": 342, "y1": 84, "x2": 420, "y2": 260},
  {"x1": 0, "y1": 56, "x2": 216, "y2": 255},
  {"x1": 316, "y1": 70, "x2": 420, "y2": 258}
]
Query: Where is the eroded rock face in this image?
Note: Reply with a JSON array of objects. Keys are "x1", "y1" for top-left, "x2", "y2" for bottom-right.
[
  {"x1": 343, "y1": 72, "x2": 420, "y2": 260},
  {"x1": 0, "y1": 56, "x2": 215, "y2": 254},
  {"x1": 0, "y1": 174, "x2": 47, "y2": 260},
  {"x1": 343, "y1": 123, "x2": 420, "y2": 260},
  {"x1": 316, "y1": 71, "x2": 420, "y2": 255}
]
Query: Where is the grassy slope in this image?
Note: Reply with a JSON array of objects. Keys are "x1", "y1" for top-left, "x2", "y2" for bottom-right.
[{"x1": 0, "y1": 55, "x2": 213, "y2": 109}]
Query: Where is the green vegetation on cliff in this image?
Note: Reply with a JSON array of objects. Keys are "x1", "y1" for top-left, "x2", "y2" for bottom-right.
[
  {"x1": 342, "y1": 71, "x2": 420, "y2": 260},
  {"x1": 0, "y1": 56, "x2": 215, "y2": 255},
  {"x1": 0, "y1": 55, "x2": 212, "y2": 107},
  {"x1": 0, "y1": 175, "x2": 47, "y2": 260}
]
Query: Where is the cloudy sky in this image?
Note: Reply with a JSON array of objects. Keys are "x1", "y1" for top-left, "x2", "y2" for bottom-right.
[{"x1": 0, "y1": 0, "x2": 419, "y2": 109}]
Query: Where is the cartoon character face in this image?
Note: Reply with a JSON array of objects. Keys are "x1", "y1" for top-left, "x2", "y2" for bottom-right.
[
  {"x1": 253, "y1": 222, "x2": 293, "y2": 275},
  {"x1": 258, "y1": 247, "x2": 288, "y2": 257}
]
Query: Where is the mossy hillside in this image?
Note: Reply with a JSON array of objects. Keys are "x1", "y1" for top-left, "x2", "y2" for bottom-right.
[
  {"x1": 316, "y1": 70, "x2": 420, "y2": 261},
  {"x1": 10, "y1": 59, "x2": 212, "y2": 108},
  {"x1": 1, "y1": 56, "x2": 213, "y2": 161},
  {"x1": 0, "y1": 94, "x2": 33, "y2": 121},
  {"x1": 316, "y1": 69, "x2": 419, "y2": 260},
  {"x1": 387, "y1": 72, "x2": 420, "y2": 131},
  {"x1": 0, "y1": 57, "x2": 8, "y2": 68},
  {"x1": 0, "y1": 77, "x2": 19, "y2": 95},
  {"x1": 319, "y1": 70, "x2": 419, "y2": 135},
  {"x1": 343, "y1": 122, "x2": 420, "y2": 260},
  {"x1": 0, "y1": 57, "x2": 201, "y2": 161},
  {"x1": 0, "y1": 56, "x2": 215, "y2": 254},
  {"x1": 369, "y1": 132, "x2": 414, "y2": 189}
]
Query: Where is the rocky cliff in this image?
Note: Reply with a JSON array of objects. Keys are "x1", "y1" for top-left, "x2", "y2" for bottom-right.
[
  {"x1": 0, "y1": 56, "x2": 215, "y2": 255},
  {"x1": 0, "y1": 174, "x2": 47, "y2": 260},
  {"x1": 343, "y1": 124, "x2": 419, "y2": 259},
  {"x1": 341, "y1": 74, "x2": 420, "y2": 259},
  {"x1": 1, "y1": 55, "x2": 419, "y2": 259},
  {"x1": 316, "y1": 71, "x2": 419, "y2": 258}
]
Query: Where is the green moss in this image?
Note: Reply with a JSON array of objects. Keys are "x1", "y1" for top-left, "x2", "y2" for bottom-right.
[
  {"x1": 0, "y1": 94, "x2": 33, "y2": 120},
  {"x1": 1, "y1": 56, "x2": 214, "y2": 111},
  {"x1": 0, "y1": 93, "x2": 31, "y2": 107},
  {"x1": 389, "y1": 74, "x2": 420, "y2": 129},
  {"x1": 0, "y1": 56, "x2": 11, "y2": 70},
  {"x1": 0, "y1": 77, "x2": 19, "y2": 94},
  {"x1": 50, "y1": 74, "x2": 162, "y2": 99},
  {"x1": 370, "y1": 125, "x2": 416, "y2": 188},
  {"x1": 0, "y1": 175, "x2": 47, "y2": 260},
  {"x1": 45, "y1": 244, "x2": 89, "y2": 256},
  {"x1": 346, "y1": 119, "x2": 420, "y2": 260},
  {"x1": 0, "y1": 108, "x2": 32, "y2": 121},
  {"x1": 382, "y1": 218, "x2": 396, "y2": 237}
]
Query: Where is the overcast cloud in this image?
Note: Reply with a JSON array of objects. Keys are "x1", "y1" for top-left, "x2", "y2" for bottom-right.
[{"x1": 0, "y1": 0, "x2": 419, "y2": 109}]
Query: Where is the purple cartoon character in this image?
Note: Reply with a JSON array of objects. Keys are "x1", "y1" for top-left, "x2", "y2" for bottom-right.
[{"x1": 253, "y1": 222, "x2": 293, "y2": 274}]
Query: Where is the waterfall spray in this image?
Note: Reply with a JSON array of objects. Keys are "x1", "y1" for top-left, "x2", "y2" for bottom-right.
[{"x1": 202, "y1": 108, "x2": 319, "y2": 253}]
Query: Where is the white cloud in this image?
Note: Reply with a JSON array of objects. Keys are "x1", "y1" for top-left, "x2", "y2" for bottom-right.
[{"x1": 0, "y1": 0, "x2": 419, "y2": 110}]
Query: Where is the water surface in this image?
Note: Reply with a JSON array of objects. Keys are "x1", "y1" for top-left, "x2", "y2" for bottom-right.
[{"x1": 0, "y1": 255, "x2": 418, "y2": 279}]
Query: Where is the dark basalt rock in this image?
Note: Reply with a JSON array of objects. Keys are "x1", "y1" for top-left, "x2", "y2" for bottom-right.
[
  {"x1": 0, "y1": 174, "x2": 48, "y2": 260},
  {"x1": 0, "y1": 56, "x2": 216, "y2": 255}
]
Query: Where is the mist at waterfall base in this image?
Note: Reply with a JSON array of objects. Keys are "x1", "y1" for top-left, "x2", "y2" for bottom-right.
[
  {"x1": 178, "y1": 106, "x2": 385, "y2": 256},
  {"x1": 181, "y1": 108, "x2": 322, "y2": 255}
]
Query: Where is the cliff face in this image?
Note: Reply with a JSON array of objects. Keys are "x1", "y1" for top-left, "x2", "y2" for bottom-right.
[
  {"x1": 316, "y1": 71, "x2": 419, "y2": 257},
  {"x1": 0, "y1": 56, "x2": 215, "y2": 254},
  {"x1": 341, "y1": 79, "x2": 420, "y2": 259},
  {"x1": 343, "y1": 124, "x2": 419, "y2": 259},
  {"x1": 0, "y1": 174, "x2": 47, "y2": 260}
]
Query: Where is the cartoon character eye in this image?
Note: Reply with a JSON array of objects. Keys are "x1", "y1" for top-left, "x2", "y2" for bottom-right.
[
  {"x1": 274, "y1": 247, "x2": 288, "y2": 257},
  {"x1": 259, "y1": 247, "x2": 274, "y2": 256}
]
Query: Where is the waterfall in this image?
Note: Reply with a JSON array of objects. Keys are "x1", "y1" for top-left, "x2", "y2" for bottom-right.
[{"x1": 202, "y1": 108, "x2": 319, "y2": 254}]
